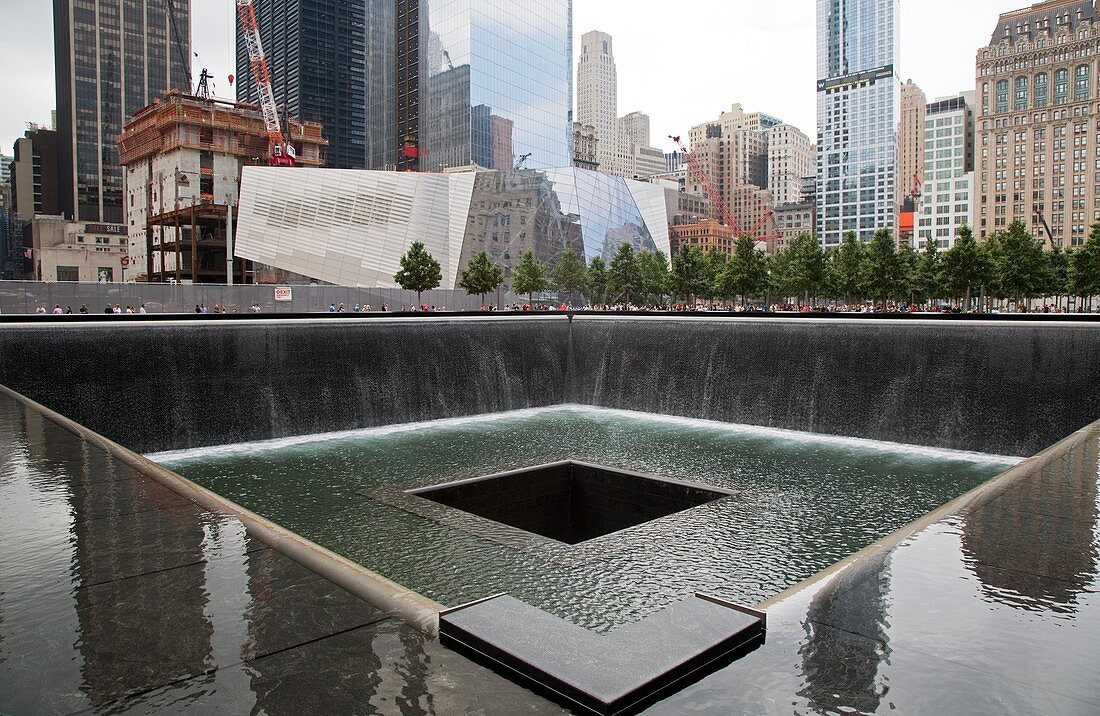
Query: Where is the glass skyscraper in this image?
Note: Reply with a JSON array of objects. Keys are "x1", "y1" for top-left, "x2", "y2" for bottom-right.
[
  {"x1": 54, "y1": 0, "x2": 191, "y2": 223},
  {"x1": 816, "y1": 0, "x2": 901, "y2": 245},
  {"x1": 366, "y1": 0, "x2": 573, "y2": 172},
  {"x1": 236, "y1": 1, "x2": 367, "y2": 169}
]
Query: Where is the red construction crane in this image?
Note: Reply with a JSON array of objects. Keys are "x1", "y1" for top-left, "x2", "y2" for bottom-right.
[
  {"x1": 236, "y1": 0, "x2": 295, "y2": 167},
  {"x1": 669, "y1": 135, "x2": 780, "y2": 243}
]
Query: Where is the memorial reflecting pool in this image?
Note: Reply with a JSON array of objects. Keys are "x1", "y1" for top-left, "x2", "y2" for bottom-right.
[{"x1": 154, "y1": 406, "x2": 1019, "y2": 630}]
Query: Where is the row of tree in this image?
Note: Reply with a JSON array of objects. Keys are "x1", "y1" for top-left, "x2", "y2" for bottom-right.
[{"x1": 393, "y1": 220, "x2": 1100, "y2": 310}]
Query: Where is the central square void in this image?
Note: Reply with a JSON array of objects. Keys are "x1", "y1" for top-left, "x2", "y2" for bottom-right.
[{"x1": 407, "y1": 460, "x2": 734, "y2": 544}]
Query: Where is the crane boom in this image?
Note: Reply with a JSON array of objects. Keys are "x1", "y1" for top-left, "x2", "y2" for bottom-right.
[
  {"x1": 236, "y1": 0, "x2": 295, "y2": 166},
  {"x1": 670, "y1": 135, "x2": 741, "y2": 236}
]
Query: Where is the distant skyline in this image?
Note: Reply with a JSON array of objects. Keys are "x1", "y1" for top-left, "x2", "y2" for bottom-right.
[{"x1": 2, "y1": 1, "x2": 1019, "y2": 157}]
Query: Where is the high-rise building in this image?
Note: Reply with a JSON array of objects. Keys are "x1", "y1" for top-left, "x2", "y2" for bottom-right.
[
  {"x1": 900, "y1": 80, "x2": 927, "y2": 205},
  {"x1": 577, "y1": 31, "x2": 618, "y2": 175},
  {"x1": 54, "y1": 0, "x2": 190, "y2": 223},
  {"x1": 976, "y1": 0, "x2": 1099, "y2": 248},
  {"x1": 768, "y1": 124, "x2": 815, "y2": 206},
  {"x1": 916, "y1": 92, "x2": 975, "y2": 250},
  {"x1": 9, "y1": 126, "x2": 67, "y2": 223},
  {"x1": 0, "y1": 155, "x2": 12, "y2": 186},
  {"x1": 235, "y1": 0, "x2": 366, "y2": 170},
  {"x1": 573, "y1": 123, "x2": 599, "y2": 171},
  {"x1": 816, "y1": 0, "x2": 902, "y2": 245},
  {"x1": 359, "y1": 0, "x2": 571, "y2": 173}
]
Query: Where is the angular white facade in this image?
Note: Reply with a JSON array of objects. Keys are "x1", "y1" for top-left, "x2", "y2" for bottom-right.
[{"x1": 235, "y1": 167, "x2": 670, "y2": 289}]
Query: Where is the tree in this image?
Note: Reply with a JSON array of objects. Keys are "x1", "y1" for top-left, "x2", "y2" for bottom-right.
[
  {"x1": 914, "y1": 238, "x2": 941, "y2": 308},
  {"x1": 553, "y1": 249, "x2": 588, "y2": 304},
  {"x1": 636, "y1": 249, "x2": 669, "y2": 306},
  {"x1": 829, "y1": 231, "x2": 865, "y2": 306},
  {"x1": 787, "y1": 232, "x2": 827, "y2": 307},
  {"x1": 861, "y1": 227, "x2": 902, "y2": 311},
  {"x1": 988, "y1": 221, "x2": 1049, "y2": 308},
  {"x1": 586, "y1": 256, "x2": 608, "y2": 306},
  {"x1": 939, "y1": 224, "x2": 987, "y2": 311},
  {"x1": 513, "y1": 250, "x2": 550, "y2": 306},
  {"x1": 459, "y1": 251, "x2": 503, "y2": 306},
  {"x1": 719, "y1": 235, "x2": 768, "y2": 307},
  {"x1": 1070, "y1": 223, "x2": 1100, "y2": 309},
  {"x1": 670, "y1": 243, "x2": 709, "y2": 304},
  {"x1": 1046, "y1": 246, "x2": 1070, "y2": 309},
  {"x1": 393, "y1": 241, "x2": 442, "y2": 306},
  {"x1": 607, "y1": 242, "x2": 642, "y2": 304},
  {"x1": 767, "y1": 249, "x2": 796, "y2": 305},
  {"x1": 704, "y1": 248, "x2": 728, "y2": 304},
  {"x1": 896, "y1": 244, "x2": 920, "y2": 305}
]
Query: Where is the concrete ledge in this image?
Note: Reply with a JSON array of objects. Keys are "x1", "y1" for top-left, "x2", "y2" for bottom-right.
[
  {"x1": 439, "y1": 593, "x2": 766, "y2": 716},
  {"x1": 0, "y1": 383, "x2": 446, "y2": 637}
]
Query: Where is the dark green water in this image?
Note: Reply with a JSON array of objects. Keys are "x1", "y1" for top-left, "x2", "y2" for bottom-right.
[{"x1": 153, "y1": 406, "x2": 1019, "y2": 630}]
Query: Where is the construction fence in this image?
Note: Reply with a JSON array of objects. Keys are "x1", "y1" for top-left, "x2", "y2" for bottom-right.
[{"x1": 0, "y1": 281, "x2": 516, "y2": 315}]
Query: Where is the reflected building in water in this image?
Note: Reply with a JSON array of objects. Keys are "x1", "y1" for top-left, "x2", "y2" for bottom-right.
[{"x1": 234, "y1": 166, "x2": 669, "y2": 291}]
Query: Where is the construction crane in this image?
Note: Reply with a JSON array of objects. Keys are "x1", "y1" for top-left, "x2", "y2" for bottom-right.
[
  {"x1": 669, "y1": 135, "x2": 780, "y2": 243},
  {"x1": 513, "y1": 153, "x2": 531, "y2": 170},
  {"x1": 909, "y1": 171, "x2": 923, "y2": 200},
  {"x1": 236, "y1": 0, "x2": 296, "y2": 167}
]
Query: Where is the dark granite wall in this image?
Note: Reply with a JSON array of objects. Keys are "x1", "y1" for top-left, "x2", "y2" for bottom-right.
[
  {"x1": 568, "y1": 317, "x2": 1100, "y2": 457},
  {"x1": 0, "y1": 319, "x2": 570, "y2": 453},
  {"x1": 1, "y1": 316, "x2": 1097, "y2": 456}
]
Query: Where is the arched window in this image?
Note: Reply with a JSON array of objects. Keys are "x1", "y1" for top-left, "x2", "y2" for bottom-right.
[
  {"x1": 1075, "y1": 64, "x2": 1090, "y2": 101},
  {"x1": 1054, "y1": 69, "x2": 1069, "y2": 104},
  {"x1": 996, "y1": 79, "x2": 1009, "y2": 112},
  {"x1": 1035, "y1": 73, "x2": 1049, "y2": 106},
  {"x1": 1015, "y1": 76, "x2": 1029, "y2": 110}
]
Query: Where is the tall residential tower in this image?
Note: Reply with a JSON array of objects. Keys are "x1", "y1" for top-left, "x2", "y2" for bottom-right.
[
  {"x1": 54, "y1": 0, "x2": 191, "y2": 223},
  {"x1": 816, "y1": 0, "x2": 901, "y2": 245},
  {"x1": 577, "y1": 31, "x2": 618, "y2": 174}
]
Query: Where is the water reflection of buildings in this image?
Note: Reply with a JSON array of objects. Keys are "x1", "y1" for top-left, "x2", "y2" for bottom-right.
[
  {"x1": 960, "y1": 440, "x2": 1099, "y2": 613},
  {"x1": 797, "y1": 550, "x2": 893, "y2": 715}
]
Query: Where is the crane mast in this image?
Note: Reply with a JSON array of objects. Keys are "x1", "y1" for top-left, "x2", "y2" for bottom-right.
[{"x1": 236, "y1": 0, "x2": 295, "y2": 167}]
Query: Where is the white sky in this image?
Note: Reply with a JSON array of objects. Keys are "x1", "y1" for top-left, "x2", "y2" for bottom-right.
[{"x1": 1, "y1": 0, "x2": 1014, "y2": 157}]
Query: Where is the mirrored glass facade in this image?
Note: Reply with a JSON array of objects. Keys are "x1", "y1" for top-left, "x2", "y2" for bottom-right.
[
  {"x1": 367, "y1": 0, "x2": 572, "y2": 172},
  {"x1": 234, "y1": 166, "x2": 668, "y2": 289},
  {"x1": 815, "y1": 0, "x2": 901, "y2": 245}
]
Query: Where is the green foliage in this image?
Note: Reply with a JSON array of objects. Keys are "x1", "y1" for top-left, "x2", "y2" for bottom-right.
[
  {"x1": 896, "y1": 244, "x2": 920, "y2": 302},
  {"x1": 860, "y1": 228, "x2": 902, "y2": 310},
  {"x1": 939, "y1": 224, "x2": 987, "y2": 308},
  {"x1": 988, "y1": 221, "x2": 1049, "y2": 303},
  {"x1": 636, "y1": 249, "x2": 670, "y2": 305},
  {"x1": 458, "y1": 251, "x2": 503, "y2": 303},
  {"x1": 786, "y1": 232, "x2": 827, "y2": 306},
  {"x1": 670, "y1": 243, "x2": 710, "y2": 303},
  {"x1": 513, "y1": 250, "x2": 550, "y2": 305},
  {"x1": 1047, "y1": 246, "x2": 1070, "y2": 298},
  {"x1": 393, "y1": 241, "x2": 442, "y2": 304},
  {"x1": 586, "y1": 256, "x2": 608, "y2": 305},
  {"x1": 704, "y1": 248, "x2": 727, "y2": 301},
  {"x1": 607, "y1": 243, "x2": 642, "y2": 303},
  {"x1": 553, "y1": 249, "x2": 588, "y2": 302},
  {"x1": 914, "y1": 238, "x2": 941, "y2": 305},
  {"x1": 1069, "y1": 223, "x2": 1100, "y2": 300},
  {"x1": 828, "y1": 231, "x2": 865, "y2": 303},
  {"x1": 718, "y1": 235, "x2": 768, "y2": 305},
  {"x1": 767, "y1": 249, "x2": 796, "y2": 301}
]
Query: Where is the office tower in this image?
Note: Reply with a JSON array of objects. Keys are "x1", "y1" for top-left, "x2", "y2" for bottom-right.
[
  {"x1": 816, "y1": 0, "x2": 901, "y2": 245},
  {"x1": 976, "y1": 0, "x2": 1099, "y2": 247},
  {"x1": 916, "y1": 92, "x2": 975, "y2": 250},
  {"x1": 363, "y1": 0, "x2": 572, "y2": 172},
  {"x1": 235, "y1": 0, "x2": 366, "y2": 170},
  {"x1": 577, "y1": 30, "x2": 618, "y2": 175},
  {"x1": 54, "y1": 0, "x2": 190, "y2": 223},
  {"x1": 899, "y1": 80, "x2": 927, "y2": 205},
  {"x1": 768, "y1": 124, "x2": 815, "y2": 206}
]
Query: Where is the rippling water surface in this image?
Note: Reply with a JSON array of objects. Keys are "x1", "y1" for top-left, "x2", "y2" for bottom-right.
[{"x1": 153, "y1": 406, "x2": 1019, "y2": 630}]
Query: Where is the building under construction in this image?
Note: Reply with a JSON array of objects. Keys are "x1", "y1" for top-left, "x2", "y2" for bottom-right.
[{"x1": 118, "y1": 91, "x2": 326, "y2": 283}]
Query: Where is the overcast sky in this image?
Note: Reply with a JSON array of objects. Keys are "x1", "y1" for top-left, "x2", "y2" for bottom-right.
[{"x1": 1, "y1": 0, "x2": 1013, "y2": 157}]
